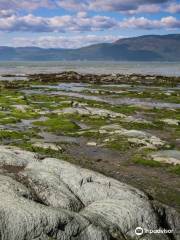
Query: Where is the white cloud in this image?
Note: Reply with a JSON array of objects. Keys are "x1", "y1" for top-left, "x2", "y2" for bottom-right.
[
  {"x1": 0, "y1": 0, "x2": 172, "y2": 14},
  {"x1": 13, "y1": 35, "x2": 120, "y2": 48},
  {"x1": 55, "y1": 0, "x2": 180, "y2": 15},
  {"x1": 0, "y1": 13, "x2": 179, "y2": 33},
  {"x1": 0, "y1": 10, "x2": 15, "y2": 18},
  {"x1": 56, "y1": 0, "x2": 88, "y2": 11},
  {"x1": 0, "y1": 0, "x2": 52, "y2": 11},
  {"x1": 167, "y1": 3, "x2": 180, "y2": 13},
  {"x1": 55, "y1": 0, "x2": 170, "y2": 13},
  {"x1": 119, "y1": 16, "x2": 180, "y2": 29},
  {"x1": 161, "y1": 16, "x2": 180, "y2": 28},
  {"x1": 126, "y1": 4, "x2": 161, "y2": 15},
  {"x1": 0, "y1": 13, "x2": 118, "y2": 32}
]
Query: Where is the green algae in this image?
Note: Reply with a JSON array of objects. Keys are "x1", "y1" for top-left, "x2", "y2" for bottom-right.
[{"x1": 33, "y1": 116, "x2": 80, "y2": 133}]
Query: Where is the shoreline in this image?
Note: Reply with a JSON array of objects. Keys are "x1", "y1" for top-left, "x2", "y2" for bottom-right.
[{"x1": 1, "y1": 71, "x2": 180, "y2": 86}]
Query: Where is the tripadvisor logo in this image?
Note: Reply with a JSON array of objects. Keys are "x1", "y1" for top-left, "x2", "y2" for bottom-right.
[
  {"x1": 135, "y1": 227, "x2": 174, "y2": 236},
  {"x1": 135, "y1": 227, "x2": 144, "y2": 236}
]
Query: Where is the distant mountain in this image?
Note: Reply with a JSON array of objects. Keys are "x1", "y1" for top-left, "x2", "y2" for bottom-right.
[{"x1": 0, "y1": 34, "x2": 180, "y2": 61}]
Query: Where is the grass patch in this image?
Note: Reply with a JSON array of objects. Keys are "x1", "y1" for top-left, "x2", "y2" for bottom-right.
[
  {"x1": 79, "y1": 116, "x2": 108, "y2": 127},
  {"x1": 118, "y1": 121, "x2": 155, "y2": 130},
  {"x1": 169, "y1": 165, "x2": 180, "y2": 175},
  {"x1": 132, "y1": 153, "x2": 163, "y2": 167},
  {"x1": 0, "y1": 117, "x2": 19, "y2": 125},
  {"x1": 110, "y1": 105, "x2": 139, "y2": 114},
  {"x1": 33, "y1": 116, "x2": 80, "y2": 133},
  {"x1": 79, "y1": 130, "x2": 102, "y2": 139},
  {"x1": 106, "y1": 138, "x2": 131, "y2": 152},
  {"x1": 151, "y1": 108, "x2": 180, "y2": 120},
  {"x1": 11, "y1": 110, "x2": 40, "y2": 120},
  {"x1": 0, "y1": 129, "x2": 38, "y2": 141},
  {"x1": 133, "y1": 158, "x2": 162, "y2": 167},
  {"x1": 0, "y1": 130, "x2": 24, "y2": 140},
  {"x1": 16, "y1": 142, "x2": 64, "y2": 157},
  {"x1": 15, "y1": 142, "x2": 75, "y2": 165}
]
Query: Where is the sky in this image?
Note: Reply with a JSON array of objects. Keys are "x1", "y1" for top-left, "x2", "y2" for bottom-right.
[{"x1": 0, "y1": 0, "x2": 180, "y2": 48}]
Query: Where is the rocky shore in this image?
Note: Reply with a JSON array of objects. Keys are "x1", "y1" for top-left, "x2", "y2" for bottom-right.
[
  {"x1": 1, "y1": 71, "x2": 180, "y2": 87},
  {"x1": 0, "y1": 71, "x2": 180, "y2": 239}
]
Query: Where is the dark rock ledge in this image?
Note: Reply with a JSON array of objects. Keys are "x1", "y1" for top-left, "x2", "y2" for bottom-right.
[{"x1": 1, "y1": 71, "x2": 180, "y2": 89}]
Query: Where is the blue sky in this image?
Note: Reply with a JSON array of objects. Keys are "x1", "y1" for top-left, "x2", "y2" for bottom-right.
[{"x1": 0, "y1": 0, "x2": 180, "y2": 48}]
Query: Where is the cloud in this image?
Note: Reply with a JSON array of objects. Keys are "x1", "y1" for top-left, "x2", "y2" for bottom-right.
[
  {"x1": 0, "y1": 0, "x2": 179, "y2": 16},
  {"x1": 0, "y1": 13, "x2": 117, "y2": 32},
  {"x1": 55, "y1": 0, "x2": 180, "y2": 15},
  {"x1": 0, "y1": 0, "x2": 171, "y2": 14},
  {"x1": 167, "y1": 3, "x2": 180, "y2": 13},
  {"x1": 12, "y1": 35, "x2": 120, "y2": 48},
  {"x1": 55, "y1": 0, "x2": 170, "y2": 13},
  {"x1": 0, "y1": 0, "x2": 51, "y2": 11},
  {"x1": 0, "y1": 12, "x2": 179, "y2": 33},
  {"x1": 120, "y1": 16, "x2": 180, "y2": 29},
  {"x1": 56, "y1": 0, "x2": 88, "y2": 11},
  {"x1": 160, "y1": 16, "x2": 180, "y2": 28},
  {"x1": 0, "y1": 14, "x2": 50, "y2": 32},
  {"x1": 0, "y1": 10, "x2": 15, "y2": 18},
  {"x1": 125, "y1": 4, "x2": 161, "y2": 14}
]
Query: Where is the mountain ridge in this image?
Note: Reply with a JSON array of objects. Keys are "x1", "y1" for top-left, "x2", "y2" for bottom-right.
[{"x1": 0, "y1": 34, "x2": 180, "y2": 61}]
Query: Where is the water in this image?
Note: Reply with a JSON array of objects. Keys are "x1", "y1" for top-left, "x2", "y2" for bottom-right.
[
  {"x1": 0, "y1": 76, "x2": 28, "y2": 81},
  {"x1": 0, "y1": 61, "x2": 180, "y2": 76},
  {"x1": 22, "y1": 88, "x2": 180, "y2": 109},
  {"x1": 32, "y1": 83, "x2": 90, "y2": 92}
]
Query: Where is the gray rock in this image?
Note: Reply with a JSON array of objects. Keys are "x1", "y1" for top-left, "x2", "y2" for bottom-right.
[
  {"x1": 150, "y1": 150, "x2": 180, "y2": 165},
  {"x1": 0, "y1": 145, "x2": 179, "y2": 240},
  {"x1": 0, "y1": 145, "x2": 38, "y2": 166},
  {"x1": 55, "y1": 107, "x2": 125, "y2": 118},
  {"x1": 161, "y1": 119, "x2": 180, "y2": 126},
  {"x1": 32, "y1": 142, "x2": 62, "y2": 151},
  {"x1": 12, "y1": 104, "x2": 29, "y2": 112},
  {"x1": 100, "y1": 125, "x2": 166, "y2": 148}
]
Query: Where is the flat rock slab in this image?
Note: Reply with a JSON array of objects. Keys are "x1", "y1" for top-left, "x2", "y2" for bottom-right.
[
  {"x1": 0, "y1": 145, "x2": 179, "y2": 240},
  {"x1": 54, "y1": 106, "x2": 125, "y2": 118},
  {"x1": 100, "y1": 124, "x2": 165, "y2": 148},
  {"x1": 151, "y1": 150, "x2": 180, "y2": 165},
  {"x1": 161, "y1": 119, "x2": 180, "y2": 126}
]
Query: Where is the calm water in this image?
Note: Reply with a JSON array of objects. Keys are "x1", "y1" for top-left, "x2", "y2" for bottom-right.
[{"x1": 0, "y1": 61, "x2": 180, "y2": 76}]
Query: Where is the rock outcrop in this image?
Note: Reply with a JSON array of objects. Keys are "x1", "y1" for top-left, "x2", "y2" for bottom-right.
[
  {"x1": 0, "y1": 145, "x2": 179, "y2": 240},
  {"x1": 99, "y1": 124, "x2": 166, "y2": 149},
  {"x1": 54, "y1": 106, "x2": 125, "y2": 118},
  {"x1": 150, "y1": 150, "x2": 180, "y2": 165}
]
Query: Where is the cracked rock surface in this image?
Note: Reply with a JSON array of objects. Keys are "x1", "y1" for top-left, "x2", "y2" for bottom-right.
[{"x1": 0, "y1": 145, "x2": 179, "y2": 240}]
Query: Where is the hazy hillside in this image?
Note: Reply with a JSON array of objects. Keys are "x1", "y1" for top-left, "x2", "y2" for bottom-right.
[
  {"x1": 114, "y1": 34, "x2": 180, "y2": 61},
  {"x1": 0, "y1": 34, "x2": 180, "y2": 61}
]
